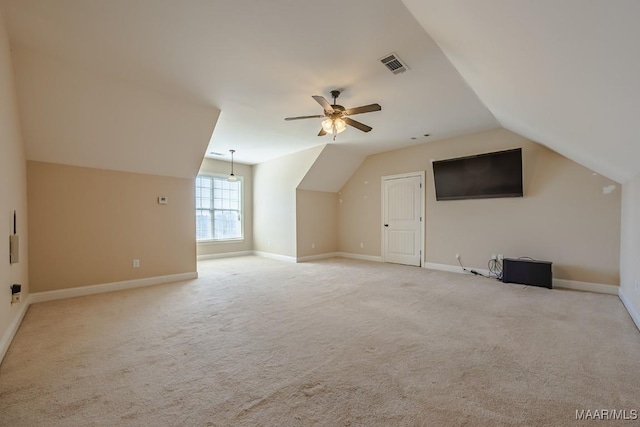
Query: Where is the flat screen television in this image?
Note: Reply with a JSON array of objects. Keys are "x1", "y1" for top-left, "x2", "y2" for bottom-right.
[{"x1": 433, "y1": 148, "x2": 523, "y2": 201}]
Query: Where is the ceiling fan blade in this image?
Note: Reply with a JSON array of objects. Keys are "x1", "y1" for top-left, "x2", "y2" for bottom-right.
[
  {"x1": 284, "y1": 114, "x2": 325, "y2": 121},
  {"x1": 344, "y1": 103, "x2": 382, "y2": 116},
  {"x1": 312, "y1": 95, "x2": 334, "y2": 113},
  {"x1": 318, "y1": 128, "x2": 327, "y2": 137},
  {"x1": 344, "y1": 117, "x2": 372, "y2": 133}
]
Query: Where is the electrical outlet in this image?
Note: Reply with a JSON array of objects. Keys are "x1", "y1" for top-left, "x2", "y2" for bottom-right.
[
  {"x1": 311, "y1": 242, "x2": 315, "y2": 249},
  {"x1": 497, "y1": 254, "x2": 504, "y2": 261},
  {"x1": 11, "y1": 293, "x2": 20, "y2": 304},
  {"x1": 133, "y1": 259, "x2": 140, "y2": 268},
  {"x1": 455, "y1": 253, "x2": 460, "y2": 260},
  {"x1": 491, "y1": 254, "x2": 497, "y2": 260},
  {"x1": 360, "y1": 242, "x2": 364, "y2": 248}
]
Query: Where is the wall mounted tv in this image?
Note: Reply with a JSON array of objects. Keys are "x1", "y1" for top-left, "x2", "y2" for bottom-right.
[{"x1": 433, "y1": 148, "x2": 523, "y2": 201}]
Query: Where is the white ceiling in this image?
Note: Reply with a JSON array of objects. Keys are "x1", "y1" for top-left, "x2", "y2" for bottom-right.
[
  {"x1": 402, "y1": 0, "x2": 640, "y2": 183},
  {"x1": 1, "y1": 0, "x2": 497, "y2": 167},
  {"x1": 3, "y1": 1, "x2": 637, "y2": 183}
]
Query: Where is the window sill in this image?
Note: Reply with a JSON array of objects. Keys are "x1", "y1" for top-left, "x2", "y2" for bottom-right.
[{"x1": 197, "y1": 239, "x2": 245, "y2": 245}]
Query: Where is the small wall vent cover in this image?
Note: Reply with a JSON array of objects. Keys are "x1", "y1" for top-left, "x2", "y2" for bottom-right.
[{"x1": 379, "y1": 53, "x2": 408, "y2": 74}]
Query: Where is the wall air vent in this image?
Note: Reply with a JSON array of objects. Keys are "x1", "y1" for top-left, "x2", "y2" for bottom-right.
[{"x1": 379, "y1": 52, "x2": 408, "y2": 74}]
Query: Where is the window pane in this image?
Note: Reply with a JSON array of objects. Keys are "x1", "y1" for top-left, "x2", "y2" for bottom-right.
[
  {"x1": 213, "y1": 210, "x2": 241, "y2": 239},
  {"x1": 195, "y1": 177, "x2": 213, "y2": 211},
  {"x1": 196, "y1": 209, "x2": 213, "y2": 241},
  {"x1": 196, "y1": 175, "x2": 242, "y2": 241}
]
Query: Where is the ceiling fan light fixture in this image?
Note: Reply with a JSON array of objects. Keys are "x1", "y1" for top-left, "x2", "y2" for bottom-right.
[
  {"x1": 285, "y1": 90, "x2": 381, "y2": 139},
  {"x1": 321, "y1": 117, "x2": 347, "y2": 134}
]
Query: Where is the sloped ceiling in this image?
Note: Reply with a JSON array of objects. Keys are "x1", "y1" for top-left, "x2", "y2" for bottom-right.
[
  {"x1": 12, "y1": 47, "x2": 219, "y2": 179},
  {"x1": 0, "y1": 0, "x2": 498, "y2": 167},
  {"x1": 402, "y1": 0, "x2": 640, "y2": 183},
  {"x1": 5, "y1": 0, "x2": 634, "y2": 183}
]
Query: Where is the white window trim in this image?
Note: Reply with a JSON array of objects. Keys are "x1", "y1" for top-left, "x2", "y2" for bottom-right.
[{"x1": 196, "y1": 173, "x2": 245, "y2": 244}]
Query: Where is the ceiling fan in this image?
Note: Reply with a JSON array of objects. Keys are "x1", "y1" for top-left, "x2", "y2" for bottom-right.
[{"x1": 285, "y1": 90, "x2": 381, "y2": 140}]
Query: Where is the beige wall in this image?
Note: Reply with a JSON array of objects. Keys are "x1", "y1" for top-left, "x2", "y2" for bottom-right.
[
  {"x1": 620, "y1": 172, "x2": 640, "y2": 322},
  {"x1": 296, "y1": 190, "x2": 339, "y2": 258},
  {"x1": 253, "y1": 145, "x2": 324, "y2": 257},
  {"x1": 0, "y1": 6, "x2": 29, "y2": 357},
  {"x1": 339, "y1": 128, "x2": 621, "y2": 285},
  {"x1": 27, "y1": 161, "x2": 196, "y2": 292},
  {"x1": 197, "y1": 158, "x2": 253, "y2": 257}
]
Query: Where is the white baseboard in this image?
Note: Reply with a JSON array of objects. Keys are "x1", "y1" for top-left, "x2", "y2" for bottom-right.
[
  {"x1": 0, "y1": 299, "x2": 31, "y2": 364},
  {"x1": 197, "y1": 251, "x2": 253, "y2": 261},
  {"x1": 30, "y1": 272, "x2": 198, "y2": 304},
  {"x1": 198, "y1": 250, "x2": 336, "y2": 264},
  {"x1": 296, "y1": 252, "x2": 339, "y2": 262},
  {"x1": 619, "y1": 287, "x2": 640, "y2": 331},
  {"x1": 335, "y1": 252, "x2": 383, "y2": 262},
  {"x1": 253, "y1": 251, "x2": 297, "y2": 263},
  {"x1": 553, "y1": 279, "x2": 618, "y2": 295}
]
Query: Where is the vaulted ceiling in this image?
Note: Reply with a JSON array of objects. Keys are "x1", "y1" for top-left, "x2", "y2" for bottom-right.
[
  {"x1": 403, "y1": 0, "x2": 640, "y2": 183},
  {"x1": 2, "y1": 0, "x2": 638, "y2": 182}
]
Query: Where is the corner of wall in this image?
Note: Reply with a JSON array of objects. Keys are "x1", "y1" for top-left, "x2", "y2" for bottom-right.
[
  {"x1": 0, "y1": 4, "x2": 30, "y2": 364},
  {"x1": 619, "y1": 171, "x2": 640, "y2": 330},
  {"x1": 252, "y1": 145, "x2": 324, "y2": 257}
]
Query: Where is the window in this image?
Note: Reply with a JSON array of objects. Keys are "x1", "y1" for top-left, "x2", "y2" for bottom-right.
[{"x1": 196, "y1": 175, "x2": 242, "y2": 241}]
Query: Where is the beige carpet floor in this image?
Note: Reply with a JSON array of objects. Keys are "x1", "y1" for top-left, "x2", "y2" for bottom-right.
[{"x1": 1, "y1": 256, "x2": 639, "y2": 426}]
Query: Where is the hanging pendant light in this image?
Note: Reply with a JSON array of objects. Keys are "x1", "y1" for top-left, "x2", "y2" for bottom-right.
[{"x1": 227, "y1": 149, "x2": 238, "y2": 182}]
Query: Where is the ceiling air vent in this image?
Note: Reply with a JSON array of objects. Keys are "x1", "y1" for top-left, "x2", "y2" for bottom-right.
[{"x1": 380, "y1": 52, "x2": 408, "y2": 74}]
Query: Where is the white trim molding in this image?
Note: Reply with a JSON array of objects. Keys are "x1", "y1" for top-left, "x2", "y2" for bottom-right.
[
  {"x1": 253, "y1": 251, "x2": 297, "y2": 263},
  {"x1": 30, "y1": 272, "x2": 198, "y2": 304},
  {"x1": 335, "y1": 252, "x2": 383, "y2": 263},
  {"x1": 296, "y1": 252, "x2": 340, "y2": 262},
  {"x1": 553, "y1": 279, "x2": 618, "y2": 295},
  {"x1": 0, "y1": 299, "x2": 31, "y2": 364},
  {"x1": 619, "y1": 288, "x2": 640, "y2": 331},
  {"x1": 198, "y1": 251, "x2": 253, "y2": 261}
]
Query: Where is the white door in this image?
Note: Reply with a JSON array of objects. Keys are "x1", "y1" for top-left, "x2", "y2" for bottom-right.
[{"x1": 382, "y1": 173, "x2": 423, "y2": 266}]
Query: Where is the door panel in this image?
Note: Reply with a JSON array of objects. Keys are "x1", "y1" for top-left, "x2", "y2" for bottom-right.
[{"x1": 383, "y1": 175, "x2": 422, "y2": 266}]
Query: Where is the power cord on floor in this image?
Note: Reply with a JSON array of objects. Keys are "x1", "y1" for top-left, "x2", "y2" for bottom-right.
[{"x1": 457, "y1": 256, "x2": 488, "y2": 278}]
